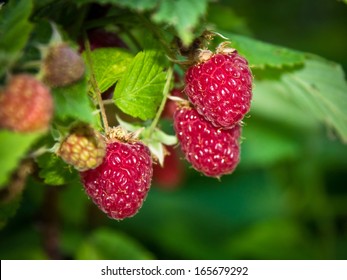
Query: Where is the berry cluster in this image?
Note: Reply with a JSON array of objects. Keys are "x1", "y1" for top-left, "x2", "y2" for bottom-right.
[
  {"x1": 173, "y1": 42, "x2": 253, "y2": 178},
  {"x1": 0, "y1": 28, "x2": 252, "y2": 221}
]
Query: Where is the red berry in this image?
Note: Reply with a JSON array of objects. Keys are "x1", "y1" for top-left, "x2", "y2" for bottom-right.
[
  {"x1": 174, "y1": 106, "x2": 241, "y2": 178},
  {"x1": 153, "y1": 146, "x2": 185, "y2": 189},
  {"x1": 185, "y1": 50, "x2": 252, "y2": 129},
  {"x1": 0, "y1": 74, "x2": 53, "y2": 132},
  {"x1": 42, "y1": 43, "x2": 85, "y2": 87},
  {"x1": 80, "y1": 139, "x2": 153, "y2": 220}
]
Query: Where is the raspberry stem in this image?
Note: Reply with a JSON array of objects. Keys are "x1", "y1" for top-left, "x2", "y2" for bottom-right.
[
  {"x1": 148, "y1": 66, "x2": 173, "y2": 136},
  {"x1": 83, "y1": 35, "x2": 110, "y2": 134}
]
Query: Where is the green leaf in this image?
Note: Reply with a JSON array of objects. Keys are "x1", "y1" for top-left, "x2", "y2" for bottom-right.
[
  {"x1": 255, "y1": 56, "x2": 347, "y2": 143},
  {"x1": 223, "y1": 33, "x2": 306, "y2": 69},
  {"x1": 76, "y1": 228, "x2": 154, "y2": 260},
  {"x1": 75, "y1": 0, "x2": 207, "y2": 45},
  {"x1": 52, "y1": 76, "x2": 96, "y2": 125},
  {"x1": 151, "y1": 0, "x2": 209, "y2": 46},
  {"x1": 83, "y1": 48, "x2": 134, "y2": 93},
  {"x1": 78, "y1": 0, "x2": 159, "y2": 11},
  {"x1": 0, "y1": 131, "x2": 41, "y2": 188},
  {"x1": 36, "y1": 152, "x2": 79, "y2": 186},
  {"x1": 0, "y1": 0, "x2": 33, "y2": 76},
  {"x1": 114, "y1": 49, "x2": 167, "y2": 120}
]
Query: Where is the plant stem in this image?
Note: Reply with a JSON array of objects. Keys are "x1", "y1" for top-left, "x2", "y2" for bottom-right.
[
  {"x1": 148, "y1": 66, "x2": 173, "y2": 136},
  {"x1": 83, "y1": 35, "x2": 110, "y2": 134}
]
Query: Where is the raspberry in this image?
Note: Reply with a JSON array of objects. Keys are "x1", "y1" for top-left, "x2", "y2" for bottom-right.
[
  {"x1": 58, "y1": 125, "x2": 106, "y2": 171},
  {"x1": 174, "y1": 106, "x2": 241, "y2": 178},
  {"x1": 153, "y1": 146, "x2": 185, "y2": 189},
  {"x1": 80, "y1": 135, "x2": 153, "y2": 220},
  {"x1": 0, "y1": 74, "x2": 53, "y2": 132},
  {"x1": 185, "y1": 48, "x2": 252, "y2": 129},
  {"x1": 42, "y1": 43, "x2": 85, "y2": 87}
]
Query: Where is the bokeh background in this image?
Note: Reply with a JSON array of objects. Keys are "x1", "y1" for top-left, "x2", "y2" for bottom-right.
[{"x1": 0, "y1": 0, "x2": 347, "y2": 260}]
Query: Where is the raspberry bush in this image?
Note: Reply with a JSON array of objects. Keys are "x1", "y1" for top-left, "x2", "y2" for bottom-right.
[{"x1": 1, "y1": 0, "x2": 347, "y2": 260}]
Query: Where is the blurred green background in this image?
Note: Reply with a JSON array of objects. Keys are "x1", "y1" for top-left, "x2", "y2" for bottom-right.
[{"x1": 1, "y1": 0, "x2": 347, "y2": 260}]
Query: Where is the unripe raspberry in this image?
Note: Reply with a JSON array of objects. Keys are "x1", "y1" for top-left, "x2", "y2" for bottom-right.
[
  {"x1": 42, "y1": 43, "x2": 85, "y2": 87},
  {"x1": 0, "y1": 74, "x2": 53, "y2": 132},
  {"x1": 58, "y1": 125, "x2": 106, "y2": 171},
  {"x1": 80, "y1": 129, "x2": 153, "y2": 220},
  {"x1": 174, "y1": 105, "x2": 241, "y2": 178},
  {"x1": 185, "y1": 47, "x2": 252, "y2": 129}
]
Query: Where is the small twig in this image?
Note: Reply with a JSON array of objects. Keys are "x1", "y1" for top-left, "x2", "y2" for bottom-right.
[
  {"x1": 148, "y1": 66, "x2": 174, "y2": 136},
  {"x1": 83, "y1": 35, "x2": 110, "y2": 134}
]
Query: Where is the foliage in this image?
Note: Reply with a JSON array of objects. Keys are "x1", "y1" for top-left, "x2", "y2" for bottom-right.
[{"x1": 0, "y1": 0, "x2": 347, "y2": 260}]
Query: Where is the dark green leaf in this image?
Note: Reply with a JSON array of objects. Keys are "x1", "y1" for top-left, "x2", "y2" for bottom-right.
[
  {"x1": 83, "y1": 48, "x2": 133, "y2": 93},
  {"x1": 74, "y1": 0, "x2": 207, "y2": 45},
  {"x1": 52, "y1": 76, "x2": 96, "y2": 125},
  {"x1": 76, "y1": 228, "x2": 154, "y2": 260},
  {"x1": 0, "y1": 0, "x2": 33, "y2": 76},
  {"x1": 75, "y1": 0, "x2": 160, "y2": 11},
  {"x1": 114, "y1": 49, "x2": 167, "y2": 120},
  {"x1": 0, "y1": 131, "x2": 41, "y2": 188},
  {"x1": 36, "y1": 152, "x2": 79, "y2": 186},
  {"x1": 76, "y1": 0, "x2": 159, "y2": 11},
  {"x1": 151, "y1": 0, "x2": 209, "y2": 45}
]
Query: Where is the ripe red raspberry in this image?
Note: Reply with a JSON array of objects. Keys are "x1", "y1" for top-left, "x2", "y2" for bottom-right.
[
  {"x1": 42, "y1": 43, "x2": 85, "y2": 87},
  {"x1": 174, "y1": 106, "x2": 241, "y2": 178},
  {"x1": 0, "y1": 74, "x2": 53, "y2": 132},
  {"x1": 185, "y1": 48, "x2": 252, "y2": 129},
  {"x1": 58, "y1": 125, "x2": 106, "y2": 171},
  {"x1": 80, "y1": 134, "x2": 153, "y2": 220},
  {"x1": 153, "y1": 146, "x2": 185, "y2": 189}
]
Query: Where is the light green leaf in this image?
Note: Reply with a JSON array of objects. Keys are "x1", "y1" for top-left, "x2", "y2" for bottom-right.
[
  {"x1": 76, "y1": 228, "x2": 154, "y2": 260},
  {"x1": 83, "y1": 48, "x2": 133, "y2": 93},
  {"x1": 253, "y1": 56, "x2": 347, "y2": 143},
  {"x1": 223, "y1": 33, "x2": 306, "y2": 69},
  {"x1": 36, "y1": 153, "x2": 79, "y2": 186},
  {"x1": 0, "y1": 0, "x2": 33, "y2": 76},
  {"x1": 0, "y1": 131, "x2": 41, "y2": 188},
  {"x1": 52, "y1": 76, "x2": 96, "y2": 125},
  {"x1": 152, "y1": 0, "x2": 209, "y2": 46},
  {"x1": 114, "y1": 49, "x2": 167, "y2": 120}
]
